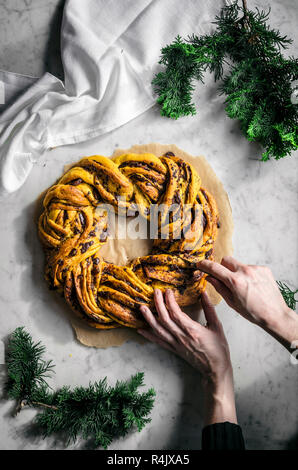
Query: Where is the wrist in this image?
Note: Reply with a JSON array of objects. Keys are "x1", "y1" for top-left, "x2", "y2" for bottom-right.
[
  {"x1": 202, "y1": 366, "x2": 238, "y2": 426},
  {"x1": 262, "y1": 307, "x2": 298, "y2": 352}
]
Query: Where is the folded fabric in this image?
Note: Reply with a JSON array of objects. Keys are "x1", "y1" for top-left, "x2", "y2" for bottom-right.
[{"x1": 0, "y1": 0, "x2": 224, "y2": 195}]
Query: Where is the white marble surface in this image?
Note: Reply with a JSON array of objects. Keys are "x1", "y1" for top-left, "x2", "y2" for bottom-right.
[{"x1": 0, "y1": 0, "x2": 298, "y2": 450}]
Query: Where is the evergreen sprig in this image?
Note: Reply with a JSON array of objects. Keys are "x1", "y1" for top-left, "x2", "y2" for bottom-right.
[
  {"x1": 5, "y1": 327, "x2": 54, "y2": 410},
  {"x1": 277, "y1": 282, "x2": 298, "y2": 311},
  {"x1": 5, "y1": 328, "x2": 155, "y2": 449},
  {"x1": 152, "y1": 0, "x2": 298, "y2": 160}
]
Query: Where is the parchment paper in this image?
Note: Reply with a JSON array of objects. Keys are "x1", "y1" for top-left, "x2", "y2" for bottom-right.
[{"x1": 70, "y1": 143, "x2": 234, "y2": 348}]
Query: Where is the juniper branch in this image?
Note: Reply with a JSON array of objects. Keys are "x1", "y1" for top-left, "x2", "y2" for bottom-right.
[
  {"x1": 153, "y1": 1, "x2": 298, "y2": 160},
  {"x1": 277, "y1": 281, "x2": 298, "y2": 311},
  {"x1": 5, "y1": 328, "x2": 155, "y2": 448}
]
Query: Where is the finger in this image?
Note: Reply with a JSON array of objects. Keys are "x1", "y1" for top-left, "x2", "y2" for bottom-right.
[
  {"x1": 207, "y1": 276, "x2": 234, "y2": 304},
  {"x1": 221, "y1": 255, "x2": 243, "y2": 272},
  {"x1": 154, "y1": 289, "x2": 187, "y2": 340},
  {"x1": 201, "y1": 291, "x2": 220, "y2": 327},
  {"x1": 165, "y1": 289, "x2": 203, "y2": 334},
  {"x1": 193, "y1": 270, "x2": 204, "y2": 282},
  {"x1": 139, "y1": 305, "x2": 177, "y2": 346},
  {"x1": 196, "y1": 259, "x2": 234, "y2": 287},
  {"x1": 137, "y1": 328, "x2": 176, "y2": 354}
]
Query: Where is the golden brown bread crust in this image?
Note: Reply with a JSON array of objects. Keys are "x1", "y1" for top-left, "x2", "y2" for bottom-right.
[{"x1": 38, "y1": 151, "x2": 219, "y2": 329}]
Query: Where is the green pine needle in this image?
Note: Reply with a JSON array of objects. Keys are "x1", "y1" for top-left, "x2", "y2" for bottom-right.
[
  {"x1": 5, "y1": 327, "x2": 54, "y2": 404},
  {"x1": 5, "y1": 328, "x2": 155, "y2": 449},
  {"x1": 34, "y1": 374, "x2": 155, "y2": 449},
  {"x1": 152, "y1": 36, "x2": 201, "y2": 119},
  {"x1": 277, "y1": 282, "x2": 298, "y2": 311},
  {"x1": 153, "y1": 1, "x2": 298, "y2": 160}
]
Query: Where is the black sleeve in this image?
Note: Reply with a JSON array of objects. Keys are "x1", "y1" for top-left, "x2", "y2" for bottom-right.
[{"x1": 202, "y1": 422, "x2": 245, "y2": 450}]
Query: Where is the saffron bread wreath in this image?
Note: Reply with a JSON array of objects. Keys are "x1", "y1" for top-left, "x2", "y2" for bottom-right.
[{"x1": 38, "y1": 151, "x2": 219, "y2": 330}]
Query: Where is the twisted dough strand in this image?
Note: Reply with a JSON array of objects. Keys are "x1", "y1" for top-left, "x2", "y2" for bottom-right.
[{"x1": 38, "y1": 152, "x2": 219, "y2": 329}]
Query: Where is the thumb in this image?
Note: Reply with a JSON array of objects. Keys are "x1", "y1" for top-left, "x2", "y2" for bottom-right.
[{"x1": 201, "y1": 291, "x2": 220, "y2": 328}]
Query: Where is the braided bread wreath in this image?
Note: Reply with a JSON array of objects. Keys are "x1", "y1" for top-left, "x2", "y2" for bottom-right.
[{"x1": 38, "y1": 150, "x2": 219, "y2": 331}]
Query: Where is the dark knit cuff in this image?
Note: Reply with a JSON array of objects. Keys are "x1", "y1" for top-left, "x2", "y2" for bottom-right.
[{"x1": 202, "y1": 422, "x2": 245, "y2": 450}]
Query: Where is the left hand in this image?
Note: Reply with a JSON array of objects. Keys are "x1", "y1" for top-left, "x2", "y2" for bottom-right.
[
  {"x1": 138, "y1": 289, "x2": 232, "y2": 386},
  {"x1": 138, "y1": 289, "x2": 237, "y2": 425}
]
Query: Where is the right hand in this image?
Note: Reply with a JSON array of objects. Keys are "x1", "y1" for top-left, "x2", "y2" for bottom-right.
[{"x1": 195, "y1": 257, "x2": 298, "y2": 351}]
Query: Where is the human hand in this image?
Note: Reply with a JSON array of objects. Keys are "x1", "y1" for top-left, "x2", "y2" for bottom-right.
[
  {"x1": 196, "y1": 256, "x2": 298, "y2": 351},
  {"x1": 138, "y1": 288, "x2": 237, "y2": 424},
  {"x1": 138, "y1": 288, "x2": 231, "y2": 381}
]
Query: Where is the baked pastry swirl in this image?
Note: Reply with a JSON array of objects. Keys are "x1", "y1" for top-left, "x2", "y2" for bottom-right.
[{"x1": 38, "y1": 151, "x2": 219, "y2": 329}]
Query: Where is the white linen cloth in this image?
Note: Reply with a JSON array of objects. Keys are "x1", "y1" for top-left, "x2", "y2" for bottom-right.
[{"x1": 0, "y1": 0, "x2": 224, "y2": 194}]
